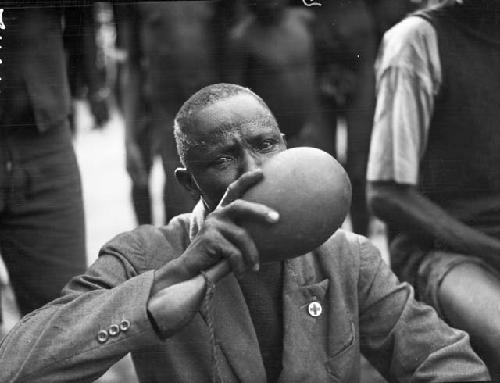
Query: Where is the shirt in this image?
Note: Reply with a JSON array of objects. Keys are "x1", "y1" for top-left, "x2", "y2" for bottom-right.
[{"x1": 367, "y1": 15, "x2": 441, "y2": 185}]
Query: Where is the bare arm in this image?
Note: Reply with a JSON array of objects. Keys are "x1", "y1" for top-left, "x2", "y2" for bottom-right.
[{"x1": 367, "y1": 181, "x2": 500, "y2": 266}]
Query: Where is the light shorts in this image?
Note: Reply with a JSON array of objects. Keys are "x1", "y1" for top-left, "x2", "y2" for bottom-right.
[
  {"x1": 390, "y1": 234, "x2": 500, "y2": 318},
  {"x1": 415, "y1": 251, "x2": 499, "y2": 318}
]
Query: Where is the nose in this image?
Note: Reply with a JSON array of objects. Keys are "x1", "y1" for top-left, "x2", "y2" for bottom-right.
[{"x1": 241, "y1": 150, "x2": 263, "y2": 173}]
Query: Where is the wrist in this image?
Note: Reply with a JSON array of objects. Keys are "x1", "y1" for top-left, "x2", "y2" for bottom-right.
[
  {"x1": 147, "y1": 274, "x2": 207, "y2": 339},
  {"x1": 151, "y1": 257, "x2": 194, "y2": 296},
  {"x1": 147, "y1": 305, "x2": 167, "y2": 340}
]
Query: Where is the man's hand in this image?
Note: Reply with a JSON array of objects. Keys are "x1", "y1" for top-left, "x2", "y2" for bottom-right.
[
  {"x1": 147, "y1": 170, "x2": 279, "y2": 337},
  {"x1": 148, "y1": 170, "x2": 279, "y2": 337},
  {"x1": 180, "y1": 169, "x2": 280, "y2": 281},
  {"x1": 126, "y1": 140, "x2": 148, "y2": 186}
]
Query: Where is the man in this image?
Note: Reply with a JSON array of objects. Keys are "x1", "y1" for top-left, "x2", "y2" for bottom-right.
[
  {"x1": 118, "y1": 1, "x2": 243, "y2": 225},
  {"x1": 0, "y1": 5, "x2": 87, "y2": 321},
  {"x1": 0, "y1": 84, "x2": 489, "y2": 382},
  {"x1": 224, "y1": 0, "x2": 329, "y2": 151},
  {"x1": 314, "y1": 0, "x2": 422, "y2": 236},
  {"x1": 367, "y1": 0, "x2": 500, "y2": 377},
  {"x1": 64, "y1": 2, "x2": 110, "y2": 134}
]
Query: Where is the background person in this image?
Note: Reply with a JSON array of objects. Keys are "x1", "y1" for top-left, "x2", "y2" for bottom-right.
[
  {"x1": 224, "y1": 0, "x2": 331, "y2": 152},
  {"x1": 367, "y1": 0, "x2": 500, "y2": 377},
  {"x1": 117, "y1": 1, "x2": 244, "y2": 225},
  {"x1": 0, "y1": 4, "x2": 87, "y2": 322},
  {"x1": 314, "y1": 0, "x2": 422, "y2": 236}
]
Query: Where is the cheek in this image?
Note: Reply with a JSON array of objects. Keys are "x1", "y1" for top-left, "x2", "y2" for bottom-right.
[{"x1": 196, "y1": 171, "x2": 237, "y2": 208}]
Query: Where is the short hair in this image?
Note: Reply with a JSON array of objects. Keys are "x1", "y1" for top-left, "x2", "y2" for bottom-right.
[{"x1": 174, "y1": 83, "x2": 277, "y2": 166}]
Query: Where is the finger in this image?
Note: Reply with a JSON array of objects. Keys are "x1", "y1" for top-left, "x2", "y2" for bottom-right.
[
  {"x1": 203, "y1": 259, "x2": 231, "y2": 283},
  {"x1": 198, "y1": 222, "x2": 250, "y2": 278},
  {"x1": 182, "y1": 224, "x2": 248, "y2": 278},
  {"x1": 218, "y1": 169, "x2": 264, "y2": 207},
  {"x1": 221, "y1": 199, "x2": 280, "y2": 225},
  {"x1": 214, "y1": 238, "x2": 246, "y2": 277},
  {"x1": 218, "y1": 223, "x2": 260, "y2": 272}
]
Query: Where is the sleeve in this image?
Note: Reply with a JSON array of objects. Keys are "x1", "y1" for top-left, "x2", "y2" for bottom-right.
[
  {"x1": 0, "y1": 227, "x2": 167, "y2": 383},
  {"x1": 357, "y1": 237, "x2": 490, "y2": 382},
  {"x1": 366, "y1": 16, "x2": 441, "y2": 185}
]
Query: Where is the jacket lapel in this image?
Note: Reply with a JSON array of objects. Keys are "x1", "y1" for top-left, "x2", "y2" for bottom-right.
[
  {"x1": 279, "y1": 254, "x2": 331, "y2": 382},
  {"x1": 191, "y1": 201, "x2": 266, "y2": 382},
  {"x1": 190, "y1": 203, "x2": 335, "y2": 382},
  {"x1": 200, "y1": 273, "x2": 267, "y2": 383}
]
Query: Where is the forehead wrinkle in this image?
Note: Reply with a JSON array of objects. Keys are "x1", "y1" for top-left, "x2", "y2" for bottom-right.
[
  {"x1": 189, "y1": 115, "x2": 278, "y2": 147},
  {"x1": 184, "y1": 119, "x2": 280, "y2": 168}
]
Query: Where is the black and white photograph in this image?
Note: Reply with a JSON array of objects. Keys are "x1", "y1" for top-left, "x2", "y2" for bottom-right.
[{"x1": 0, "y1": 0, "x2": 498, "y2": 381}]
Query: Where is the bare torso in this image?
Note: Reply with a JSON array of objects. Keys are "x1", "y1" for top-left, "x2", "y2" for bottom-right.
[{"x1": 236, "y1": 9, "x2": 317, "y2": 140}]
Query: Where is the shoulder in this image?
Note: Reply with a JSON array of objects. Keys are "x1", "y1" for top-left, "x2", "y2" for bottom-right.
[
  {"x1": 99, "y1": 214, "x2": 192, "y2": 273},
  {"x1": 320, "y1": 229, "x2": 370, "y2": 255},
  {"x1": 379, "y1": 15, "x2": 437, "y2": 69},
  {"x1": 281, "y1": 8, "x2": 315, "y2": 37},
  {"x1": 377, "y1": 15, "x2": 441, "y2": 88},
  {"x1": 229, "y1": 15, "x2": 255, "y2": 43},
  {"x1": 314, "y1": 229, "x2": 368, "y2": 274},
  {"x1": 384, "y1": 15, "x2": 436, "y2": 46},
  {"x1": 289, "y1": 7, "x2": 315, "y2": 25},
  {"x1": 316, "y1": 230, "x2": 386, "y2": 279}
]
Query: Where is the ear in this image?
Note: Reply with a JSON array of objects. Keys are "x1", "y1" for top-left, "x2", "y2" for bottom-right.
[{"x1": 175, "y1": 168, "x2": 200, "y2": 200}]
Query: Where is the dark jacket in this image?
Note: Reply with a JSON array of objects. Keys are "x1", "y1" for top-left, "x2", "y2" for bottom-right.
[
  {"x1": 0, "y1": 202, "x2": 489, "y2": 382},
  {"x1": 1, "y1": 7, "x2": 71, "y2": 131}
]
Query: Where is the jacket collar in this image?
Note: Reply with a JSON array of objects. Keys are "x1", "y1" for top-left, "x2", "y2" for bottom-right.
[
  {"x1": 189, "y1": 201, "x2": 331, "y2": 382},
  {"x1": 188, "y1": 199, "x2": 207, "y2": 242}
]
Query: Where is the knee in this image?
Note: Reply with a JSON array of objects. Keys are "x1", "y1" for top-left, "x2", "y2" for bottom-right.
[{"x1": 438, "y1": 263, "x2": 500, "y2": 348}]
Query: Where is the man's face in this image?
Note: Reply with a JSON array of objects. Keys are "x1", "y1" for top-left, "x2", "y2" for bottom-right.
[{"x1": 179, "y1": 94, "x2": 286, "y2": 211}]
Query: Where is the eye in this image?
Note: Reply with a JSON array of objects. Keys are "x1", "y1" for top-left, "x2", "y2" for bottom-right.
[
  {"x1": 257, "y1": 138, "x2": 278, "y2": 151},
  {"x1": 210, "y1": 156, "x2": 233, "y2": 169}
]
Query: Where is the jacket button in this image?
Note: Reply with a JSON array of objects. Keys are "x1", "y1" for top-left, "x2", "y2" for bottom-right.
[
  {"x1": 97, "y1": 330, "x2": 109, "y2": 343},
  {"x1": 109, "y1": 324, "x2": 120, "y2": 337},
  {"x1": 120, "y1": 319, "x2": 131, "y2": 332},
  {"x1": 308, "y1": 301, "x2": 322, "y2": 317}
]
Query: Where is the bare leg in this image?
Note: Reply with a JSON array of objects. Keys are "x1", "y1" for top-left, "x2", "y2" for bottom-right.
[
  {"x1": 439, "y1": 263, "x2": 500, "y2": 379},
  {"x1": 131, "y1": 123, "x2": 154, "y2": 225},
  {"x1": 132, "y1": 183, "x2": 153, "y2": 225}
]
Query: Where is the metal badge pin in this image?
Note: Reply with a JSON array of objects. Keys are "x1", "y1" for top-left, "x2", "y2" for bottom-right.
[{"x1": 308, "y1": 301, "x2": 323, "y2": 317}]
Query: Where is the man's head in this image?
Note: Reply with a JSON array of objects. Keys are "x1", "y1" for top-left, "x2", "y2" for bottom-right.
[{"x1": 174, "y1": 83, "x2": 286, "y2": 211}]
